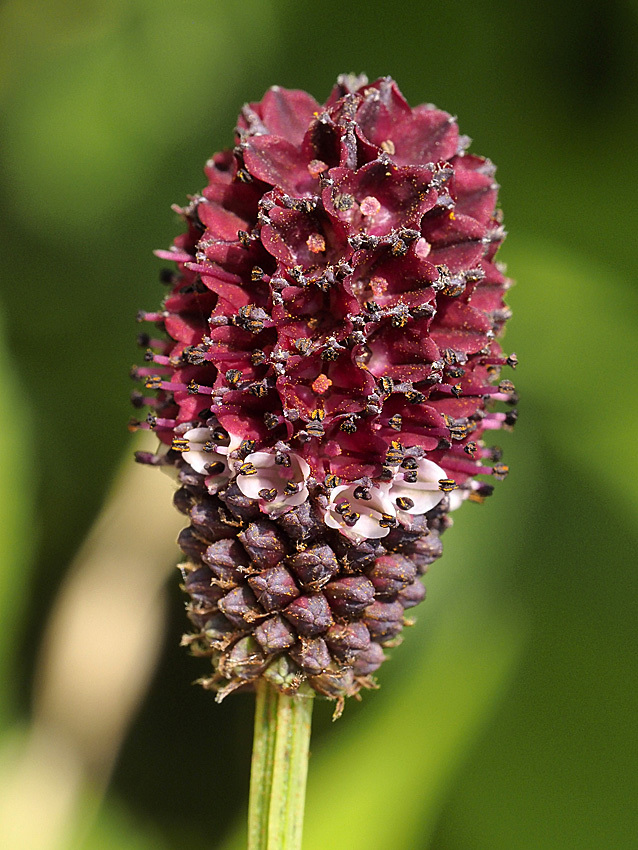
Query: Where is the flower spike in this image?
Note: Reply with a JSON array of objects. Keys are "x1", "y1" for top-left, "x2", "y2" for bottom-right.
[{"x1": 134, "y1": 75, "x2": 516, "y2": 706}]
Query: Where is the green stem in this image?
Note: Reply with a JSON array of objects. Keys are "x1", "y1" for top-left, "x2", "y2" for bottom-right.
[{"x1": 248, "y1": 680, "x2": 314, "y2": 850}]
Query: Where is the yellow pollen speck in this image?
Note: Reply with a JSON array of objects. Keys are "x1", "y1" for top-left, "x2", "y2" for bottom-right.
[
  {"x1": 307, "y1": 233, "x2": 326, "y2": 253},
  {"x1": 449, "y1": 211, "x2": 456, "y2": 220},
  {"x1": 312, "y1": 374, "x2": 332, "y2": 394}
]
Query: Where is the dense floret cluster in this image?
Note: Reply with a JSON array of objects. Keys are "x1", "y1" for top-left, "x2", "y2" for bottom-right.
[{"x1": 132, "y1": 75, "x2": 516, "y2": 711}]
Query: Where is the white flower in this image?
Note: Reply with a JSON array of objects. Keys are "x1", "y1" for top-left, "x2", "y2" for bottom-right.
[
  {"x1": 181, "y1": 427, "x2": 240, "y2": 494},
  {"x1": 324, "y1": 484, "x2": 397, "y2": 542},
  {"x1": 236, "y1": 450, "x2": 310, "y2": 515},
  {"x1": 387, "y1": 457, "x2": 448, "y2": 520}
]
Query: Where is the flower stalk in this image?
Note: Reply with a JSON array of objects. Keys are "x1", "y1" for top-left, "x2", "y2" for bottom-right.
[{"x1": 248, "y1": 680, "x2": 314, "y2": 850}]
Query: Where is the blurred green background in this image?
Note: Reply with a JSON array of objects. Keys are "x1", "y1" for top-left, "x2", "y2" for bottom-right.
[{"x1": 1, "y1": 1, "x2": 637, "y2": 848}]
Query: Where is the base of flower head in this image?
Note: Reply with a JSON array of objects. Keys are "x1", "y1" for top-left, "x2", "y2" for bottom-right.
[{"x1": 172, "y1": 458, "x2": 451, "y2": 708}]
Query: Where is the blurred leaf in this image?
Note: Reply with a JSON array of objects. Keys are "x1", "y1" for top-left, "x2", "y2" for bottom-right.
[
  {"x1": 0, "y1": 310, "x2": 34, "y2": 726},
  {"x1": 0, "y1": 0, "x2": 277, "y2": 233},
  {"x1": 502, "y1": 235, "x2": 638, "y2": 515}
]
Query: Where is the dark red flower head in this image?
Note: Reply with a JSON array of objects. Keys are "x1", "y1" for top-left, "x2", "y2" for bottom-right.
[{"x1": 133, "y1": 75, "x2": 516, "y2": 710}]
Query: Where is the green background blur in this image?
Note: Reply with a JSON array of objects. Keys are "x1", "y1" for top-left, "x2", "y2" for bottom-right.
[{"x1": 1, "y1": 1, "x2": 637, "y2": 848}]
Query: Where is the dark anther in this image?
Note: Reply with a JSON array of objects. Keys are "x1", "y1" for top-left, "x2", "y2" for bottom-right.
[
  {"x1": 136, "y1": 332, "x2": 150, "y2": 347},
  {"x1": 498, "y1": 379, "x2": 515, "y2": 394},
  {"x1": 451, "y1": 384, "x2": 463, "y2": 398},
  {"x1": 206, "y1": 461, "x2": 226, "y2": 475},
  {"x1": 130, "y1": 390, "x2": 145, "y2": 408},
  {"x1": 159, "y1": 268, "x2": 175, "y2": 284},
  {"x1": 172, "y1": 438, "x2": 190, "y2": 453},
  {"x1": 504, "y1": 409, "x2": 518, "y2": 427},
  {"x1": 379, "y1": 466, "x2": 395, "y2": 482},
  {"x1": 395, "y1": 496, "x2": 414, "y2": 510},
  {"x1": 325, "y1": 474, "x2": 341, "y2": 489},
  {"x1": 340, "y1": 418, "x2": 357, "y2": 434},
  {"x1": 259, "y1": 488, "x2": 278, "y2": 502},
  {"x1": 235, "y1": 169, "x2": 253, "y2": 184},
  {"x1": 403, "y1": 470, "x2": 418, "y2": 483},
  {"x1": 146, "y1": 414, "x2": 157, "y2": 429},
  {"x1": 321, "y1": 345, "x2": 341, "y2": 362},
  {"x1": 334, "y1": 193, "x2": 355, "y2": 211},
  {"x1": 307, "y1": 421, "x2": 325, "y2": 438},
  {"x1": 225, "y1": 369, "x2": 242, "y2": 385},
  {"x1": 264, "y1": 412, "x2": 280, "y2": 430},
  {"x1": 405, "y1": 390, "x2": 425, "y2": 404},
  {"x1": 237, "y1": 229, "x2": 251, "y2": 247},
  {"x1": 438, "y1": 478, "x2": 458, "y2": 492},
  {"x1": 202, "y1": 440, "x2": 216, "y2": 453},
  {"x1": 379, "y1": 514, "x2": 398, "y2": 529},
  {"x1": 238, "y1": 462, "x2": 258, "y2": 476},
  {"x1": 144, "y1": 376, "x2": 162, "y2": 389},
  {"x1": 249, "y1": 381, "x2": 269, "y2": 397},
  {"x1": 411, "y1": 303, "x2": 435, "y2": 319},
  {"x1": 275, "y1": 452, "x2": 291, "y2": 467},
  {"x1": 436, "y1": 438, "x2": 452, "y2": 451},
  {"x1": 335, "y1": 500, "x2": 351, "y2": 516},
  {"x1": 185, "y1": 345, "x2": 209, "y2": 365},
  {"x1": 251, "y1": 349, "x2": 267, "y2": 366},
  {"x1": 464, "y1": 442, "x2": 478, "y2": 457},
  {"x1": 506, "y1": 353, "x2": 518, "y2": 369},
  {"x1": 310, "y1": 408, "x2": 325, "y2": 421},
  {"x1": 378, "y1": 376, "x2": 394, "y2": 395},
  {"x1": 492, "y1": 463, "x2": 509, "y2": 480},
  {"x1": 363, "y1": 300, "x2": 380, "y2": 313},
  {"x1": 198, "y1": 407, "x2": 212, "y2": 420},
  {"x1": 446, "y1": 365, "x2": 465, "y2": 378},
  {"x1": 401, "y1": 457, "x2": 418, "y2": 470},
  {"x1": 187, "y1": 380, "x2": 201, "y2": 395},
  {"x1": 294, "y1": 338, "x2": 312, "y2": 355},
  {"x1": 391, "y1": 239, "x2": 407, "y2": 257},
  {"x1": 284, "y1": 482, "x2": 300, "y2": 496},
  {"x1": 251, "y1": 266, "x2": 264, "y2": 282},
  {"x1": 385, "y1": 441, "x2": 404, "y2": 466},
  {"x1": 353, "y1": 486, "x2": 372, "y2": 501},
  {"x1": 239, "y1": 440, "x2": 256, "y2": 457},
  {"x1": 343, "y1": 512, "x2": 360, "y2": 527}
]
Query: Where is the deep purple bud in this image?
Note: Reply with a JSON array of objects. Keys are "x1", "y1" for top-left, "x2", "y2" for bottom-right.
[
  {"x1": 283, "y1": 593, "x2": 334, "y2": 637},
  {"x1": 253, "y1": 615, "x2": 297, "y2": 654},
  {"x1": 218, "y1": 481, "x2": 262, "y2": 522},
  {"x1": 324, "y1": 621, "x2": 371, "y2": 659},
  {"x1": 397, "y1": 580, "x2": 426, "y2": 609},
  {"x1": 331, "y1": 535, "x2": 386, "y2": 570},
  {"x1": 202, "y1": 538, "x2": 248, "y2": 586},
  {"x1": 408, "y1": 532, "x2": 443, "y2": 573},
  {"x1": 289, "y1": 637, "x2": 331, "y2": 674},
  {"x1": 221, "y1": 636, "x2": 268, "y2": 681},
  {"x1": 287, "y1": 544, "x2": 339, "y2": 590},
  {"x1": 184, "y1": 567, "x2": 223, "y2": 605},
  {"x1": 323, "y1": 576, "x2": 376, "y2": 617},
  {"x1": 367, "y1": 554, "x2": 417, "y2": 598},
  {"x1": 190, "y1": 501, "x2": 234, "y2": 543},
  {"x1": 177, "y1": 526, "x2": 207, "y2": 560},
  {"x1": 200, "y1": 612, "x2": 235, "y2": 642},
  {"x1": 352, "y1": 642, "x2": 386, "y2": 676},
  {"x1": 173, "y1": 486, "x2": 196, "y2": 515},
  {"x1": 277, "y1": 500, "x2": 326, "y2": 541},
  {"x1": 363, "y1": 600, "x2": 405, "y2": 640},
  {"x1": 218, "y1": 586, "x2": 260, "y2": 628},
  {"x1": 238, "y1": 520, "x2": 287, "y2": 569},
  {"x1": 248, "y1": 566, "x2": 300, "y2": 611}
]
